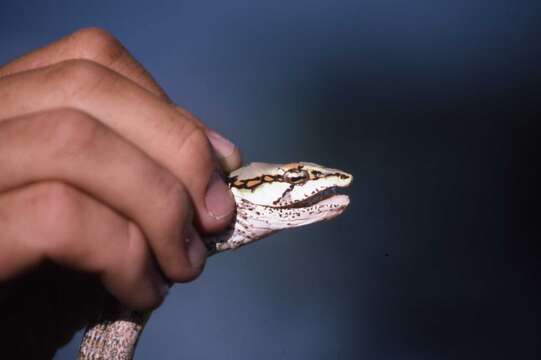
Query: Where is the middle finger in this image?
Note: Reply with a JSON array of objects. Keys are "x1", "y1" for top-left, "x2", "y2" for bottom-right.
[
  {"x1": 0, "y1": 109, "x2": 206, "y2": 282},
  {"x1": 0, "y1": 59, "x2": 235, "y2": 233}
]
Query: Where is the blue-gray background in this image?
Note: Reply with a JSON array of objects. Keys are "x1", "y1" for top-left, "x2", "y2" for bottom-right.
[{"x1": 1, "y1": 1, "x2": 539, "y2": 359}]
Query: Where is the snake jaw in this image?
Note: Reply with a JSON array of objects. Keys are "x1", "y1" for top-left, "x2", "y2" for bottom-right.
[
  {"x1": 283, "y1": 186, "x2": 348, "y2": 209},
  {"x1": 214, "y1": 163, "x2": 353, "y2": 252},
  {"x1": 273, "y1": 192, "x2": 350, "y2": 227}
]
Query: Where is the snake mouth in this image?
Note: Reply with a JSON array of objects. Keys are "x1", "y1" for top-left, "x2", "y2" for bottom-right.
[{"x1": 284, "y1": 187, "x2": 348, "y2": 209}]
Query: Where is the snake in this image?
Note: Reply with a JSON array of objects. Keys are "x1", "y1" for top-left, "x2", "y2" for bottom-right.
[{"x1": 78, "y1": 161, "x2": 352, "y2": 359}]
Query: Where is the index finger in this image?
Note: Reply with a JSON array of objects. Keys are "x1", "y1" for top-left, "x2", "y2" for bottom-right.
[
  {"x1": 0, "y1": 27, "x2": 242, "y2": 171},
  {"x1": 0, "y1": 27, "x2": 168, "y2": 100}
]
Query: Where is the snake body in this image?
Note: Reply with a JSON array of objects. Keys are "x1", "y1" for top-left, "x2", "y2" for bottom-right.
[{"x1": 78, "y1": 162, "x2": 352, "y2": 359}]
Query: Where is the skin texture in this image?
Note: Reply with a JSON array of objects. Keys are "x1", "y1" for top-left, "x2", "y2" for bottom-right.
[{"x1": 0, "y1": 28, "x2": 242, "y2": 358}]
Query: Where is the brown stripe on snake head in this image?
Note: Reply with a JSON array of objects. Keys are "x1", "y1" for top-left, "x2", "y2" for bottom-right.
[
  {"x1": 230, "y1": 167, "x2": 349, "y2": 193},
  {"x1": 229, "y1": 174, "x2": 284, "y2": 192},
  {"x1": 308, "y1": 170, "x2": 323, "y2": 180},
  {"x1": 246, "y1": 179, "x2": 263, "y2": 188},
  {"x1": 308, "y1": 170, "x2": 350, "y2": 181}
]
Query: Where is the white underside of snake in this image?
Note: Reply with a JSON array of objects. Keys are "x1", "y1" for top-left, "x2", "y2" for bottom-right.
[{"x1": 78, "y1": 162, "x2": 352, "y2": 359}]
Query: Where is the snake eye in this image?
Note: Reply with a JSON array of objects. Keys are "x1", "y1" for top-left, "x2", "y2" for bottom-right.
[{"x1": 284, "y1": 169, "x2": 309, "y2": 184}]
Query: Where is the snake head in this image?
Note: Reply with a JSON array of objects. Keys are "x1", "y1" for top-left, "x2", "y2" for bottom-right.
[{"x1": 229, "y1": 162, "x2": 352, "y2": 224}]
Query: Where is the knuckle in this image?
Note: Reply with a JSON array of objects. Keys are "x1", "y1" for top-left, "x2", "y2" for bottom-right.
[
  {"x1": 125, "y1": 223, "x2": 148, "y2": 268},
  {"x1": 180, "y1": 264, "x2": 204, "y2": 283},
  {"x1": 70, "y1": 27, "x2": 125, "y2": 63},
  {"x1": 173, "y1": 123, "x2": 214, "y2": 176},
  {"x1": 166, "y1": 263, "x2": 200, "y2": 283},
  {"x1": 31, "y1": 182, "x2": 82, "y2": 252},
  {"x1": 181, "y1": 125, "x2": 212, "y2": 160},
  {"x1": 127, "y1": 172, "x2": 196, "y2": 283},
  {"x1": 163, "y1": 266, "x2": 184, "y2": 283},
  {"x1": 105, "y1": 222, "x2": 165, "y2": 309},
  {"x1": 46, "y1": 59, "x2": 110, "y2": 98},
  {"x1": 154, "y1": 185, "x2": 197, "y2": 282},
  {"x1": 164, "y1": 234, "x2": 205, "y2": 283},
  {"x1": 123, "y1": 223, "x2": 153, "y2": 281},
  {"x1": 157, "y1": 178, "x2": 191, "y2": 232},
  {"x1": 46, "y1": 109, "x2": 101, "y2": 158}
]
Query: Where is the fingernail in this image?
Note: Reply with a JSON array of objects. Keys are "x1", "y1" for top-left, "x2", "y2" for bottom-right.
[
  {"x1": 205, "y1": 171, "x2": 235, "y2": 220},
  {"x1": 206, "y1": 129, "x2": 236, "y2": 159},
  {"x1": 185, "y1": 224, "x2": 207, "y2": 269}
]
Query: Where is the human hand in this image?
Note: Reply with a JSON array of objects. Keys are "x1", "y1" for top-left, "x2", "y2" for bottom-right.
[{"x1": 0, "y1": 28, "x2": 242, "y2": 356}]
